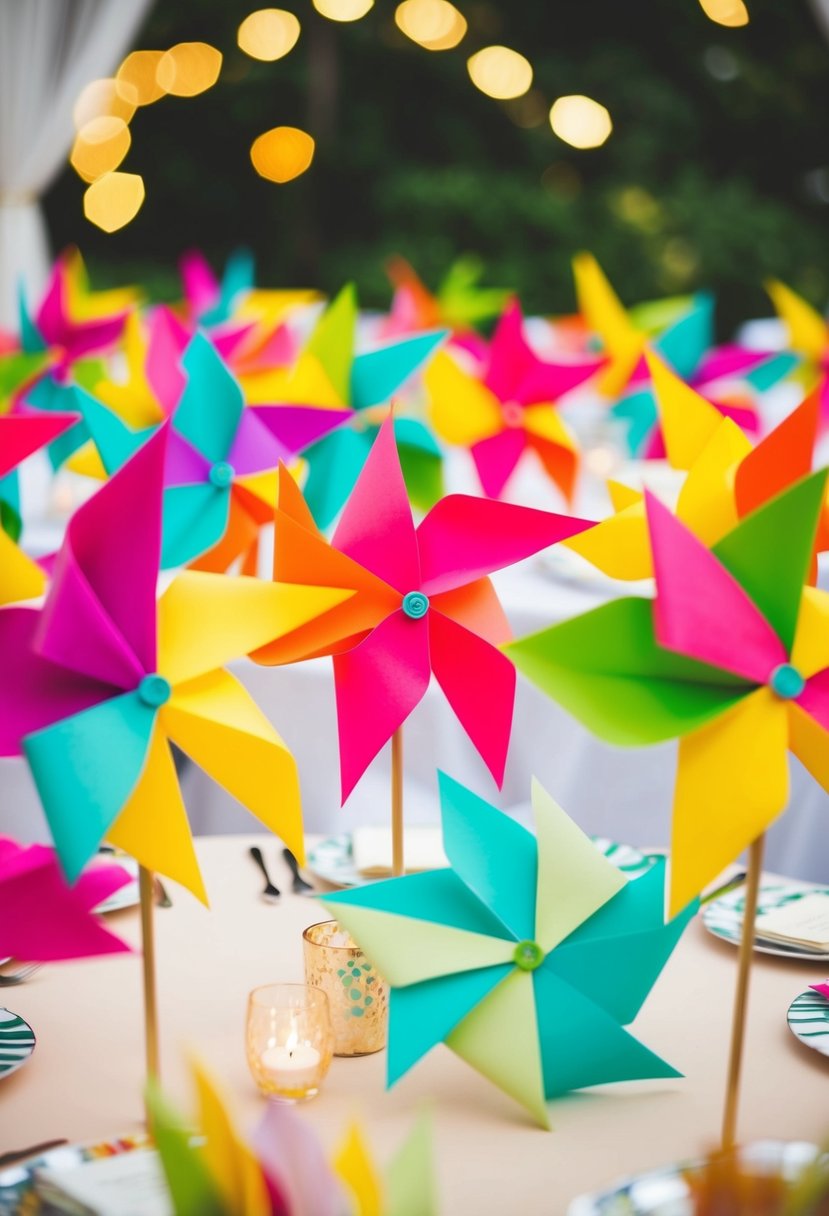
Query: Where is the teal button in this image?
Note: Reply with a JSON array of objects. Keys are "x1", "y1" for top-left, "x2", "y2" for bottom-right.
[
  {"x1": 138, "y1": 674, "x2": 172, "y2": 708},
  {"x1": 513, "y1": 940, "x2": 545, "y2": 972},
  {"x1": 209, "y1": 461, "x2": 234, "y2": 488},
  {"x1": 402, "y1": 592, "x2": 429, "y2": 620},
  {"x1": 769, "y1": 663, "x2": 805, "y2": 700}
]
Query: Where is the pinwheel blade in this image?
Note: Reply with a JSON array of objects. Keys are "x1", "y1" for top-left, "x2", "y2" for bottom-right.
[
  {"x1": 24, "y1": 691, "x2": 157, "y2": 881},
  {"x1": 162, "y1": 668, "x2": 305, "y2": 865},
  {"x1": 669, "y1": 689, "x2": 789, "y2": 916},
  {"x1": 350, "y1": 329, "x2": 446, "y2": 411},
  {"x1": 107, "y1": 728, "x2": 207, "y2": 904},
  {"x1": 507, "y1": 597, "x2": 749, "y2": 746},
  {"x1": 448, "y1": 969, "x2": 549, "y2": 1128}
]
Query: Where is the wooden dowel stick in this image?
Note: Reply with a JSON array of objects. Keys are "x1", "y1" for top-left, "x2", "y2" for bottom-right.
[
  {"x1": 391, "y1": 728, "x2": 404, "y2": 877},
  {"x1": 138, "y1": 866, "x2": 160, "y2": 1106},
  {"x1": 721, "y1": 833, "x2": 765, "y2": 1149}
]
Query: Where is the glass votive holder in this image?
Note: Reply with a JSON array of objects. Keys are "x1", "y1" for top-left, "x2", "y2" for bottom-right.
[
  {"x1": 303, "y1": 920, "x2": 388, "y2": 1056},
  {"x1": 246, "y1": 983, "x2": 333, "y2": 1102}
]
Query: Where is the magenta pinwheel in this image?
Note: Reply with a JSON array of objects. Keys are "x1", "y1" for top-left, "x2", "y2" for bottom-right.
[
  {"x1": 254, "y1": 417, "x2": 593, "y2": 799},
  {"x1": 425, "y1": 299, "x2": 602, "y2": 501}
]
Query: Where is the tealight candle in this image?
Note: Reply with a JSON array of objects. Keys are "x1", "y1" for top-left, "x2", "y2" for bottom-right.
[
  {"x1": 260, "y1": 1034, "x2": 321, "y2": 1090},
  {"x1": 246, "y1": 984, "x2": 333, "y2": 1102}
]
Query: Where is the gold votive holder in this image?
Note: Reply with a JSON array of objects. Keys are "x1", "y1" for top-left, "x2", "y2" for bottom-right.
[
  {"x1": 245, "y1": 983, "x2": 333, "y2": 1102},
  {"x1": 302, "y1": 920, "x2": 388, "y2": 1056}
]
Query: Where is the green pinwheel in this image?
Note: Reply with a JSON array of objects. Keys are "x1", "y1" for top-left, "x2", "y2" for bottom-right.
[
  {"x1": 507, "y1": 470, "x2": 829, "y2": 917},
  {"x1": 251, "y1": 284, "x2": 447, "y2": 525},
  {"x1": 322, "y1": 773, "x2": 695, "y2": 1128}
]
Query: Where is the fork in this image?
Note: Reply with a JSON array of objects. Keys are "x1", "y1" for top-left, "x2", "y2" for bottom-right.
[
  {"x1": 0, "y1": 963, "x2": 41, "y2": 986},
  {"x1": 249, "y1": 846, "x2": 281, "y2": 903}
]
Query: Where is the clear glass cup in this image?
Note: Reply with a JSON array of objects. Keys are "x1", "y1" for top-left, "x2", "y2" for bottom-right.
[
  {"x1": 245, "y1": 983, "x2": 333, "y2": 1102},
  {"x1": 302, "y1": 919, "x2": 388, "y2": 1056}
]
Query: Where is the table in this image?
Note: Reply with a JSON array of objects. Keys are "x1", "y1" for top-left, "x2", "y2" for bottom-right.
[{"x1": 1, "y1": 837, "x2": 827, "y2": 1213}]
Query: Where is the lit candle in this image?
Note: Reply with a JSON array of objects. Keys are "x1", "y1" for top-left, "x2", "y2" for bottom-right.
[{"x1": 260, "y1": 1030, "x2": 321, "y2": 1092}]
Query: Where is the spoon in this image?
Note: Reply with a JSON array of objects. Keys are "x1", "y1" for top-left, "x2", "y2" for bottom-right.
[{"x1": 249, "y1": 846, "x2": 280, "y2": 903}]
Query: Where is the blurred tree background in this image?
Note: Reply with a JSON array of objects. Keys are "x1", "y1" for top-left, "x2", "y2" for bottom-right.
[{"x1": 44, "y1": 0, "x2": 829, "y2": 335}]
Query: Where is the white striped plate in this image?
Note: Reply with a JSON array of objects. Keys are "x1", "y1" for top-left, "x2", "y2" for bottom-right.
[
  {"x1": 702, "y1": 882, "x2": 829, "y2": 961},
  {"x1": 0, "y1": 1008, "x2": 35, "y2": 1080},
  {"x1": 787, "y1": 989, "x2": 829, "y2": 1059}
]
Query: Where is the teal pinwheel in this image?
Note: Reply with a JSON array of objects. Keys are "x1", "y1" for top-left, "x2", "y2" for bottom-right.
[{"x1": 322, "y1": 773, "x2": 695, "y2": 1128}]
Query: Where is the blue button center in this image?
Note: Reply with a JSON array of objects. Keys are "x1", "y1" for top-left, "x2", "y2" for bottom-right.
[
  {"x1": 513, "y1": 940, "x2": 544, "y2": 972},
  {"x1": 402, "y1": 592, "x2": 429, "y2": 620},
  {"x1": 209, "y1": 461, "x2": 235, "y2": 488},
  {"x1": 769, "y1": 663, "x2": 805, "y2": 700},
  {"x1": 138, "y1": 674, "x2": 172, "y2": 708}
]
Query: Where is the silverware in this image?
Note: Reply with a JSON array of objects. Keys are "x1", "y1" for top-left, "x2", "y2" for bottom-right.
[
  {"x1": 282, "y1": 848, "x2": 314, "y2": 894},
  {"x1": 0, "y1": 963, "x2": 41, "y2": 986},
  {"x1": 249, "y1": 846, "x2": 280, "y2": 903},
  {"x1": 701, "y1": 871, "x2": 748, "y2": 906},
  {"x1": 0, "y1": 1139, "x2": 68, "y2": 1168}
]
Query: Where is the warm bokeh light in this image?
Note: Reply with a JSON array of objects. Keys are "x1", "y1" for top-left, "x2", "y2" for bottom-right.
[
  {"x1": 116, "y1": 50, "x2": 167, "y2": 105},
  {"x1": 312, "y1": 0, "x2": 374, "y2": 21},
  {"x1": 549, "y1": 94, "x2": 613, "y2": 149},
  {"x1": 250, "y1": 126, "x2": 316, "y2": 183},
  {"x1": 73, "y1": 78, "x2": 137, "y2": 129},
  {"x1": 394, "y1": 0, "x2": 467, "y2": 50},
  {"x1": 238, "y1": 9, "x2": 301, "y2": 60},
  {"x1": 698, "y1": 0, "x2": 749, "y2": 26},
  {"x1": 83, "y1": 172, "x2": 145, "y2": 232},
  {"x1": 467, "y1": 46, "x2": 533, "y2": 100},
  {"x1": 70, "y1": 117, "x2": 132, "y2": 183},
  {"x1": 156, "y1": 42, "x2": 223, "y2": 96}
]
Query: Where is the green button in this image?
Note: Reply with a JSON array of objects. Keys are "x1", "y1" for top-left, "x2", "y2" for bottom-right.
[
  {"x1": 402, "y1": 592, "x2": 429, "y2": 620},
  {"x1": 209, "y1": 461, "x2": 235, "y2": 488},
  {"x1": 513, "y1": 940, "x2": 544, "y2": 972},
  {"x1": 769, "y1": 663, "x2": 805, "y2": 700},
  {"x1": 138, "y1": 674, "x2": 172, "y2": 708}
]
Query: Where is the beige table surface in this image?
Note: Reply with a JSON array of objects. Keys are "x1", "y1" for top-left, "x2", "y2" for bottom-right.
[{"x1": 1, "y1": 836, "x2": 827, "y2": 1214}]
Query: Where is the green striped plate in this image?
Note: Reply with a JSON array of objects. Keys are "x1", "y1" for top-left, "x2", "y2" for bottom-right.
[
  {"x1": 306, "y1": 833, "x2": 654, "y2": 888},
  {"x1": 702, "y1": 882, "x2": 829, "y2": 961},
  {"x1": 787, "y1": 990, "x2": 829, "y2": 1059},
  {"x1": 0, "y1": 1008, "x2": 35, "y2": 1079}
]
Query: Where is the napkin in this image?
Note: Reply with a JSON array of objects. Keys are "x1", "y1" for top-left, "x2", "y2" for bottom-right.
[
  {"x1": 351, "y1": 826, "x2": 448, "y2": 877},
  {"x1": 754, "y1": 893, "x2": 829, "y2": 953},
  {"x1": 34, "y1": 1150, "x2": 172, "y2": 1216}
]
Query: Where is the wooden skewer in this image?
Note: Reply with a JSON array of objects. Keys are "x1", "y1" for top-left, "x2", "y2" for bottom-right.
[
  {"x1": 391, "y1": 728, "x2": 404, "y2": 877},
  {"x1": 721, "y1": 833, "x2": 765, "y2": 1149},
  {"x1": 138, "y1": 866, "x2": 160, "y2": 1118}
]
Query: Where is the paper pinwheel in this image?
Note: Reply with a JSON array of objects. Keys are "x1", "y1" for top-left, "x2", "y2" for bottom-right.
[
  {"x1": 333, "y1": 1115, "x2": 437, "y2": 1216},
  {"x1": 568, "y1": 354, "x2": 828, "y2": 581},
  {"x1": 76, "y1": 332, "x2": 351, "y2": 571},
  {"x1": 767, "y1": 279, "x2": 829, "y2": 421},
  {"x1": 425, "y1": 299, "x2": 602, "y2": 502},
  {"x1": 0, "y1": 838, "x2": 132, "y2": 962},
  {"x1": 0, "y1": 426, "x2": 351, "y2": 901},
  {"x1": 149, "y1": 1060, "x2": 435, "y2": 1216},
  {"x1": 385, "y1": 253, "x2": 510, "y2": 334},
  {"x1": 322, "y1": 773, "x2": 695, "y2": 1128},
  {"x1": 255, "y1": 417, "x2": 592, "y2": 799},
  {"x1": 509, "y1": 470, "x2": 829, "y2": 915},
  {"x1": 243, "y1": 284, "x2": 448, "y2": 524},
  {"x1": 0, "y1": 411, "x2": 78, "y2": 603}
]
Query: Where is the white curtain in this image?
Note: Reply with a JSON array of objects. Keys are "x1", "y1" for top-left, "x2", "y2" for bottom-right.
[{"x1": 0, "y1": 0, "x2": 153, "y2": 330}]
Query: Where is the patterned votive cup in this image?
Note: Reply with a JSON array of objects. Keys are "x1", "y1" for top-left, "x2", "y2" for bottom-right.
[
  {"x1": 246, "y1": 983, "x2": 333, "y2": 1102},
  {"x1": 302, "y1": 920, "x2": 388, "y2": 1056}
]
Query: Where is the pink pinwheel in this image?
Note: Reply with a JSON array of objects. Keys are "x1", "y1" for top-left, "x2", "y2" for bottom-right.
[
  {"x1": 425, "y1": 299, "x2": 603, "y2": 502},
  {"x1": 0, "y1": 838, "x2": 132, "y2": 962},
  {"x1": 255, "y1": 417, "x2": 593, "y2": 799},
  {"x1": 0, "y1": 411, "x2": 79, "y2": 479},
  {"x1": 21, "y1": 249, "x2": 132, "y2": 366}
]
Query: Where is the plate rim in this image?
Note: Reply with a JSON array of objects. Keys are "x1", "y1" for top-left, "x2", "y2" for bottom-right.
[
  {"x1": 0, "y1": 1006, "x2": 36, "y2": 1081},
  {"x1": 702, "y1": 881, "x2": 829, "y2": 962}
]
